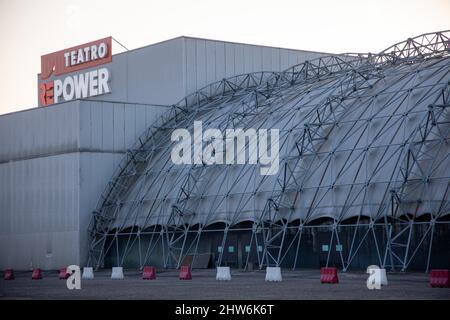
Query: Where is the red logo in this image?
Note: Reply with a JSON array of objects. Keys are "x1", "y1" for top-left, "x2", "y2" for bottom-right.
[{"x1": 39, "y1": 81, "x2": 54, "y2": 106}]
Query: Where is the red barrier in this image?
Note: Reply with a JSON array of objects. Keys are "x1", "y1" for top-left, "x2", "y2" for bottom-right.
[
  {"x1": 59, "y1": 267, "x2": 70, "y2": 280},
  {"x1": 179, "y1": 266, "x2": 192, "y2": 280},
  {"x1": 320, "y1": 267, "x2": 339, "y2": 284},
  {"x1": 4, "y1": 269, "x2": 15, "y2": 280},
  {"x1": 32, "y1": 268, "x2": 43, "y2": 280},
  {"x1": 142, "y1": 266, "x2": 156, "y2": 280},
  {"x1": 430, "y1": 269, "x2": 450, "y2": 288}
]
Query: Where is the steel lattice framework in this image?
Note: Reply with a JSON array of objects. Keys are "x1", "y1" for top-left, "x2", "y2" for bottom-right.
[{"x1": 87, "y1": 31, "x2": 450, "y2": 272}]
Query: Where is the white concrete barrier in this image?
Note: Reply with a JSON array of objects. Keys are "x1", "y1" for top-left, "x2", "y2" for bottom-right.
[
  {"x1": 82, "y1": 267, "x2": 94, "y2": 279},
  {"x1": 216, "y1": 267, "x2": 231, "y2": 281},
  {"x1": 265, "y1": 267, "x2": 282, "y2": 282},
  {"x1": 367, "y1": 265, "x2": 388, "y2": 287},
  {"x1": 111, "y1": 267, "x2": 124, "y2": 279}
]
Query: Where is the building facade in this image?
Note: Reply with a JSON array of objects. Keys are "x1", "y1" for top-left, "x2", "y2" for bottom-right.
[
  {"x1": 1, "y1": 32, "x2": 449, "y2": 273},
  {"x1": 0, "y1": 36, "x2": 325, "y2": 270}
]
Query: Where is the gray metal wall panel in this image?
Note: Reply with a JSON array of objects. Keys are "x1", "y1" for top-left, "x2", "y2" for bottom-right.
[
  {"x1": 126, "y1": 38, "x2": 186, "y2": 106},
  {"x1": 77, "y1": 101, "x2": 168, "y2": 152},
  {"x1": 0, "y1": 231, "x2": 79, "y2": 270},
  {"x1": 0, "y1": 101, "x2": 80, "y2": 162},
  {"x1": 251, "y1": 46, "x2": 264, "y2": 71},
  {"x1": 0, "y1": 153, "x2": 80, "y2": 270},
  {"x1": 215, "y1": 42, "x2": 226, "y2": 82},
  {"x1": 288, "y1": 50, "x2": 300, "y2": 67},
  {"x1": 261, "y1": 48, "x2": 272, "y2": 71},
  {"x1": 205, "y1": 41, "x2": 216, "y2": 85},
  {"x1": 196, "y1": 39, "x2": 207, "y2": 89},
  {"x1": 113, "y1": 104, "x2": 125, "y2": 152},
  {"x1": 135, "y1": 105, "x2": 147, "y2": 142},
  {"x1": 235, "y1": 44, "x2": 245, "y2": 75},
  {"x1": 225, "y1": 43, "x2": 235, "y2": 78},
  {"x1": 78, "y1": 152, "x2": 123, "y2": 267},
  {"x1": 79, "y1": 100, "x2": 91, "y2": 149},
  {"x1": 271, "y1": 47, "x2": 280, "y2": 71},
  {"x1": 124, "y1": 105, "x2": 136, "y2": 148},
  {"x1": 280, "y1": 49, "x2": 289, "y2": 70},
  {"x1": 243, "y1": 45, "x2": 253, "y2": 74},
  {"x1": 101, "y1": 102, "x2": 114, "y2": 151},
  {"x1": 185, "y1": 38, "x2": 198, "y2": 97},
  {"x1": 90, "y1": 101, "x2": 103, "y2": 150}
]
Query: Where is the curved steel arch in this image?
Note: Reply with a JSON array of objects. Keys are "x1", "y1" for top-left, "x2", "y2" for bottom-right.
[
  {"x1": 87, "y1": 31, "x2": 450, "y2": 272},
  {"x1": 252, "y1": 32, "x2": 450, "y2": 270},
  {"x1": 87, "y1": 71, "x2": 283, "y2": 268}
]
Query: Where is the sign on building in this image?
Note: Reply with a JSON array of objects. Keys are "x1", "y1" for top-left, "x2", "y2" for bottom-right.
[{"x1": 39, "y1": 37, "x2": 112, "y2": 106}]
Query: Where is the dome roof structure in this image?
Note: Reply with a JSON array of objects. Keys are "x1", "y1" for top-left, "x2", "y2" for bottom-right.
[{"x1": 88, "y1": 31, "x2": 450, "y2": 272}]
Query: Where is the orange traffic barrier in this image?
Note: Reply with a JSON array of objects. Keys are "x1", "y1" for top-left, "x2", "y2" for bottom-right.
[
  {"x1": 179, "y1": 266, "x2": 192, "y2": 280},
  {"x1": 32, "y1": 268, "x2": 43, "y2": 280},
  {"x1": 430, "y1": 269, "x2": 450, "y2": 288},
  {"x1": 4, "y1": 269, "x2": 15, "y2": 280},
  {"x1": 320, "y1": 267, "x2": 339, "y2": 284},
  {"x1": 142, "y1": 266, "x2": 156, "y2": 280}
]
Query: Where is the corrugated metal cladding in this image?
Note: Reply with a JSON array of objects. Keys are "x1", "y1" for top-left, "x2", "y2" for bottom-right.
[
  {"x1": 182, "y1": 37, "x2": 324, "y2": 98},
  {"x1": 0, "y1": 101, "x2": 168, "y2": 269},
  {"x1": 3, "y1": 37, "x2": 326, "y2": 269}
]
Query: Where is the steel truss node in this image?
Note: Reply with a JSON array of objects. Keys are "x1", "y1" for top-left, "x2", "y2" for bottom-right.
[{"x1": 87, "y1": 31, "x2": 450, "y2": 272}]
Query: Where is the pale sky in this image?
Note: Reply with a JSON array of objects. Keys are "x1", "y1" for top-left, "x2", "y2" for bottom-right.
[{"x1": 0, "y1": 0, "x2": 449, "y2": 115}]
